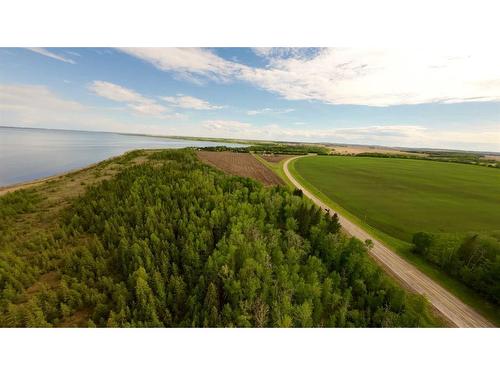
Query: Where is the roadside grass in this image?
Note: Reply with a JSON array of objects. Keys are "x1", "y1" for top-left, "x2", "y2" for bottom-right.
[{"x1": 287, "y1": 156, "x2": 500, "y2": 326}]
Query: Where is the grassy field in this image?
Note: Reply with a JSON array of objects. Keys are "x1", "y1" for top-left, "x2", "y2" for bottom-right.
[
  {"x1": 289, "y1": 155, "x2": 500, "y2": 326},
  {"x1": 293, "y1": 156, "x2": 500, "y2": 242}
]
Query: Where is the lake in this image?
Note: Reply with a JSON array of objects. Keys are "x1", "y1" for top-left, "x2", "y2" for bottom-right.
[{"x1": 0, "y1": 127, "x2": 246, "y2": 186}]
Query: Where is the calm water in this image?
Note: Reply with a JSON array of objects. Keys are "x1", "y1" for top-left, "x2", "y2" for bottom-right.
[{"x1": 0, "y1": 127, "x2": 245, "y2": 186}]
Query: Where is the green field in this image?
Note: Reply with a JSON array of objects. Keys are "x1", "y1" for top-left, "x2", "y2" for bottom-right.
[
  {"x1": 290, "y1": 155, "x2": 500, "y2": 325},
  {"x1": 292, "y1": 156, "x2": 500, "y2": 242}
]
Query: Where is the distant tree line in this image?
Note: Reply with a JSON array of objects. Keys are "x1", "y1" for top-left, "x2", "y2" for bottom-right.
[
  {"x1": 200, "y1": 143, "x2": 330, "y2": 155},
  {"x1": 353, "y1": 151, "x2": 499, "y2": 168}
]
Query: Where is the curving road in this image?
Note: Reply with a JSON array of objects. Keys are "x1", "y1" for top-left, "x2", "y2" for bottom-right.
[{"x1": 284, "y1": 155, "x2": 494, "y2": 327}]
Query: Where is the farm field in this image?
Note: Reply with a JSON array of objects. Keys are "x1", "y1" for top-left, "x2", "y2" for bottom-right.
[
  {"x1": 197, "y1": 151, "x2": 283, "y2": 186},
  {"x1": 289, "y1": 155, "x2": 500, "y2": 325},
  {"x1": 259, "y1": 154, "x2": 293, "y2": 163},
  {"x1": 292, "y1": 156, "x2": 500, "y2": 242}
]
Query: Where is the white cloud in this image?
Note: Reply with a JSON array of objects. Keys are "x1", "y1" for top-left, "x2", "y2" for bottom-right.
[
  {"x1": 2, "y1": 83, "x2": 498, "y2": 151},
  {"x1": 0, "y1": 86, "x2": 198, "y2": 138},
  {"x1": 128, "y1": 102, "x2": 171, "y2": 117},
  {"x1": 0, "y1": 84, "x2": 119, "y2": 130},
  {"x1": 120, "y1": 48, "x2": 500, "y2": 106},
  {"x1": 88, "y1": 80, "x2": 182, "y2": 118},
  {"x1": 202, "y1": 120, "x2": 252, "y2": 133},
  {"x1": 118, "y1": 48, "x2": 242, "y2": 83},
  {"x1": 0, "y1": 84, "x2": 83, "y2": 122},
  {"x1": 242, "y1": 48, "x2": 500, "y2": 106},
  {"x1": 88, "y1": 80, "x2": 148, "y2": 103},
  {"x1": 0, "y1": 83, "x2": 187, "y2": 135},
  {"x1": 252, "y1": 47, "x2": 322, "y2": 61},
  {"x1": 318, "y1": 125, "x2": 500, "y2": 151},
  {"x1": 162, "y1": 94, "x2": 223, "y2": 110},
  {"x1": 200, "y1": 119, "x2": 500, "y2": 151},
  {"x1": 26, "y1": 48, "x2": 76, "y2": 64},
  {"x1": 246, "y1": 107, "x2": 295, "y2": 115}
]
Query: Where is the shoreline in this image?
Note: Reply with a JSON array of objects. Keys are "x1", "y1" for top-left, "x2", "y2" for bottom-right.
[
  {"x1": 3, "y1": 126, "x2": 499, "y2": 155},
  {"x1": 0, "y1": 152, "x2": 131, "y2": 197}
]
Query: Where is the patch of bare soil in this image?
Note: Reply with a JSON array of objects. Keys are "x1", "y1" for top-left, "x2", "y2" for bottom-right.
[
  {"x1": 25, "y1": 271, "x2": 60, "y2": 296},
  {"x1": 484, "y1": 154, "x2": 500, "y2": 161},
  {"x1": 329, "y1": 144, "x2": 426, "y2": 156},
  {"x1": 259, "y1": 154, "x2": 294, "y2": 163},
  {"x1": 197, "y1": 151, "x2": 283, "y2": 186},
  {"x1": 59, "y1": 308, "x2": 92, "y2": 328}
]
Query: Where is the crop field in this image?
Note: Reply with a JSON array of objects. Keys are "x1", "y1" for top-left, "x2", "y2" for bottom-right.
[
  {"x1": 197, "y1": 151, "x2": 284, "y2": 186},
  {"x1": 291, "y1": 156, "x2": 500, "y2": 242},
  {"x1": 259, "y1": 154, "x2": 293, "y2": 163}
]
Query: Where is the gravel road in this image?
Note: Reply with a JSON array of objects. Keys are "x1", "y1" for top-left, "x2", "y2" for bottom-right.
[{"x1": 284, "y1": 155, "x2": 494, "y2": 328}]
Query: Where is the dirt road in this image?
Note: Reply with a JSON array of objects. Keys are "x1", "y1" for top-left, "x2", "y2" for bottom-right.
[{"x1": 284, "y1": 156, "x2": 494, "y2": 327}]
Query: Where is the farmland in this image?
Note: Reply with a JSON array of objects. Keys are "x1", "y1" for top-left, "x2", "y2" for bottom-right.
[
  {"x1": 197, "y1": 151, "x2": 284, "y2": 186},
  {"x1": 291, "y1": 156, "x2": 500, "y2": 242},
  {"x1": 289, "y1": 155, "x2": 500, "y2": 323},
  {"x1": 259, "y1": 154, "x2": 293, "y2": 163}
]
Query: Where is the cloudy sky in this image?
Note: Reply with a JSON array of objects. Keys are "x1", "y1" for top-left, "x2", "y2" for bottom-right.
[{"x1": 1, "y1": 47, "x2": 499, "y2": 151}]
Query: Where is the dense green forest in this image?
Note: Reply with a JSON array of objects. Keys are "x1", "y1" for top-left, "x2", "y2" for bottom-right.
[
  {"x1": 0, "y1": 149, "x2": 437, "y2": 327},
  {"x1": 412, "y1": 232, "x2": 500, "y2": 305}
]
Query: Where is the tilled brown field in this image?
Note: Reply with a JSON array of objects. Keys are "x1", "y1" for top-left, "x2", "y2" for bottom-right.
[
  {"x1": 259, "y1": 154, "x2": 293, "y2": 163},
  {"x1": 197, "y1": 151, "x2": 283, "y2": 186}
]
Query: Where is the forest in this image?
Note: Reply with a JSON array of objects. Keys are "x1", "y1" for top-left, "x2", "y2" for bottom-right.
[
  {"x1": 412, "y1": 231, "x2": 500, "y2": 306},
  {"x1": 0, "y1": 149, "x2": 437, "y2": 327}
]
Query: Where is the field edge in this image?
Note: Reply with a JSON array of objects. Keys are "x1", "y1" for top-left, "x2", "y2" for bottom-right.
[{"x1": 287, "y1": 155, "x2": 500, "y2": 327}]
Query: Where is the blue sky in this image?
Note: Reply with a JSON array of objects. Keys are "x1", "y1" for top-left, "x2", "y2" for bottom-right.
[{"x1": 1, "y1": 47, "x2": 499, "y2": 151}]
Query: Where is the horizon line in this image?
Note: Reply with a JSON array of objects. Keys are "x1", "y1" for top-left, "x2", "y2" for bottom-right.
[{"x1": 1, "y1": 124, "x2": 499, "y2": 155}]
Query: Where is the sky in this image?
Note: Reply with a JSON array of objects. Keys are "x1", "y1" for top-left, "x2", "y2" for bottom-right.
[{"x1": 1, "y1": 47, "x2": 499, "y2": 152}]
